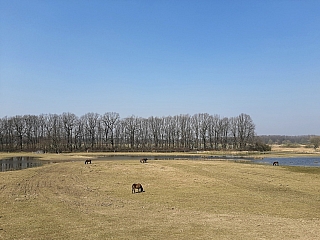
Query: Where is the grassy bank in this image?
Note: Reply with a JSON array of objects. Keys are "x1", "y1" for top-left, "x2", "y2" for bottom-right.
[{"x1": 1, "y1": 152, "x2": 320, "y2": 239}]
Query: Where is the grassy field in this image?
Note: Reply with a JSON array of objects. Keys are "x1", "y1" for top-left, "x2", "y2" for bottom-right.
[{"x1": 1, "y1": 150, "x2": 320, "y2": 239}]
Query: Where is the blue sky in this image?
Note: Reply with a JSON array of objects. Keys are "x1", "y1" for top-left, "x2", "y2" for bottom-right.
[{"x1": 1, "y1": 0, "x2": 319, "y2": 135}]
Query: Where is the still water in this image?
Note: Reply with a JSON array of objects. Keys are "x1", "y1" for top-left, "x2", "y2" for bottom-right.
[
  {"x1": 256, "y1": 157, "x2": 320, "y2": 167},
  {"x1": 1, "y1": 155, "x2": 320, "y2": 172},
  {"x1": 0, "y1": 157, "x2": 43, "y2": 172},
  {"x1": 97, "y1": 155, "x2": 320, "y2": 167}
]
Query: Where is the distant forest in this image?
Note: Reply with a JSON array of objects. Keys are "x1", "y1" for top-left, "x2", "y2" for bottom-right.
[
  {"x1": 258, "y1": 135, "x2": 317, "y2": 146},
  {"x1": 0, "y1": 112, "x2": 270, "y2": 153}
]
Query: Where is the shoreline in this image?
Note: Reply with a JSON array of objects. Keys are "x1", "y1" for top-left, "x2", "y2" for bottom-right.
[{"x1": 1, "y1": 146, "x2": 320, "y2": 162}]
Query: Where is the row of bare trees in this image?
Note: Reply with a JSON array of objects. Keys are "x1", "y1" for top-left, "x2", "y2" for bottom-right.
[{"x1": 0, "y1": 112, "x2": 258, "y2": 153}]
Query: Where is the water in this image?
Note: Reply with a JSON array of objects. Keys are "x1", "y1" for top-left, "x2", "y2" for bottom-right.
[
  {"x1": 1, "y1": 155, "x2": 320, "y2": 172},
  {"x1": 98, "y1": 155, "x2": 320, "y2": 167},
  {"x1": 256, "y1": 157, "x2": 320, "y2": 167},
  {"x1": 0, "y1": 157, "x2": 43, "y2": 172}
]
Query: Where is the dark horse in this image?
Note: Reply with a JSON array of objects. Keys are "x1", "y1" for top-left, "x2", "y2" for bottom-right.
[
  {"x1": 85, "y1": 159, "x2": 92, "y2": 164},
  {"x1": 140, "y1": 158, "x2": 148, "y2": 163},
  {"x1": 273, "y1": 161, "x2": 279, "y2": 166},
  {"x1": 132, "y1": 183, "x2": 144, "y2": 193}
]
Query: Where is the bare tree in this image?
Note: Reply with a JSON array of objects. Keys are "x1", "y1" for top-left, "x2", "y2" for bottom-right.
[
  {"x1": 83, "y1": 113, "x2": 99, "y2": 151},
  {"x1": 191, "y1": 114, "x2": 201, "y2": 150},
  {"x1": 62, "y1": 112, "x2": 77, "y2": 152},
  {"x1": 0, "y1": 117, "x2": 7, "y2": 151},
  {"x1": 37, "y1": 114, "x2": 47, "y2": 152},
  {"x1": 237, "y1": 113, "x2": 255, "y2": 150},
  {"x1": 45, "y1": 114, "x2": 62, "y2": 153},
  {"x1": 101, "y1": 112, "x2": 120, "y2": 150},
  {"x1": 149, "y1": 116, "x2": 162, "y2": 149},
  {"x1": 123, "y1": 116, "x2": 139, "y2": 150},
  {"x1": 178, "y1": 114, "x2": 192, "y2": 150},
  {"x1": 74, "y1": 117, "x2": 85, "y2": 151},
  {"x1": 136, "y1": 117, "x2": 150, "y2": 150},
  {"x1": 12, "y1": 116, "x2": 26, "y2": 150},
  {"x1": 220, "y1": 117, "x2": 230, "y2": 149},
  {"x1": 165, "y1": 116, "x2": 176, "y2": 150},
  {"x1": 24, "y1": 115, "x2": 39, "y2": 151},
  {"x1": 208, "y1": 114, "x2": 220, "y2": 150},
  {"x1": 198, "y1": 113, "x2": 210, "y2": 150},
  {"x1": 229, "y1": 117, "x2": 239, "y2": 150}
]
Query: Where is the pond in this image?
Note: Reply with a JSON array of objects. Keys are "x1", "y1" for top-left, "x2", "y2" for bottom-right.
[{"x1": 0, "y1": 157, "x2": 44, "y2": 172}]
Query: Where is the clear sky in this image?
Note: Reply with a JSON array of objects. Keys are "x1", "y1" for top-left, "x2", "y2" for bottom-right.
[{"x1": 0, "y1": 0, "x2": 319, "y2": 135}]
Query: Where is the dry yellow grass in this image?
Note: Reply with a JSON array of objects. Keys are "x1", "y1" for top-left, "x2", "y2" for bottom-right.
[
  {"x1": 269, "y1": 144, "x2": 320, "y2": 156},
  {"x1": 1, "y1": 151, "x2": 320, "y2": 239}
]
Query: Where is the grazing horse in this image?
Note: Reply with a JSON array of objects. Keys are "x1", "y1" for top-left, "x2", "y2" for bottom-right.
[
  {"x1": 140, "y1": 158, "x2": 148, "y2": 163},
  {"x1": 132, "y1": 183, "x2": 144, "y2": 193},
  {"x1": 273, "y1": 161, "x2": 279, "y2": 166},
  {"x1": 85, "y1": 159, "x2": 92, "y2": 164}
]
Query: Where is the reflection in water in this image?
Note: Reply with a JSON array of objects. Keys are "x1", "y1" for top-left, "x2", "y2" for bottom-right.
[{"x1": 0, "y1": 157, "x2": 43, "y2": 172}]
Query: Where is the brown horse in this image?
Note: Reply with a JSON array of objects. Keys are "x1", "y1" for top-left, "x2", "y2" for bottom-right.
[
  {"x1": 132, "y1": 183, "x2": 144, "y2": 193},
  {"x1": 273, "y1": 161, "x2": 279, "y2": 166},
  {"x1": 85, "y1": 159, "x2": 92, "y2": 164},
  {"x1": 140, "y1": 158, "x2": 148, "y2": 163}
]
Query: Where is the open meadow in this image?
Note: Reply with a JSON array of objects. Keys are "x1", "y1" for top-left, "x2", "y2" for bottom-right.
[{"x1": 1, "y1": 150, "x2": 320, "y2": 239}]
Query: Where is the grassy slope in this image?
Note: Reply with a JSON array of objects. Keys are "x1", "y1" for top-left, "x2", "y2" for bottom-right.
[{"x1": 1, "y1": 153, "x2": 320, "y2": 239}]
